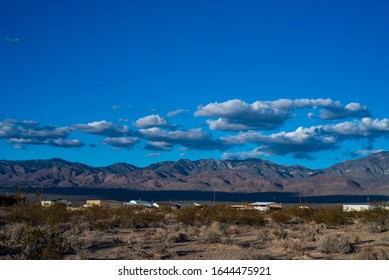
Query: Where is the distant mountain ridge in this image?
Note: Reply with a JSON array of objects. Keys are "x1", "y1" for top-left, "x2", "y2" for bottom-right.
[{"x1": 1, "y1": 152, "x2": 389, "y2": 196}]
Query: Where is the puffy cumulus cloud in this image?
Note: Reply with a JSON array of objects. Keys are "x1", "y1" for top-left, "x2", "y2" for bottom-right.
[
  {"x1": 320, "y1": 102, "x2": 370, "y2": 120},
  {"x1": 133, "y1": 114, "x2": 169, "y2": 129},
  {"x1": 73, "y1": 120, "x2": 129, "y2": 137},
  {"x1": 137, "y1": 127, "x2": 231, "y2": 151},
  {"x1": 101, "y1": 137, "x2": 139, "y2": 149},
  {"x1": 144, "y1": 141, "x2": 173, "y2": 151},
  {"x1": 222, "y1": 117, "x2": 389, "y2": 159},
  {"x1": 320, "y1": 118, "x2": 389, "y2": 138},
  {"x1": 167, "y1": 109, "x2": 189, "y2": 117},
  {"x1": 195, "y1": 99, "x2": 371, "y2": 131},
  {"x1": 222, "y1": 127, "x2": 338, "y2": 158},
  {"x1": 195, "y1": 99, "x2": 290, "y2": 131}
]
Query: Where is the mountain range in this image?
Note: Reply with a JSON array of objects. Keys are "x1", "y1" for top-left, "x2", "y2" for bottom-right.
[{"x1": 1, "y1": 152, "x2": 389, "y2": 196}]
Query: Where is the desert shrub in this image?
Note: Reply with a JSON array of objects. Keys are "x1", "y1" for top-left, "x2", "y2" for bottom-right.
[
  {"x1": 358, "y1": 207, "x2": 389, "y2": 233},
  {"x1": 234, "y1": 209, "x2": 266, "y2": 226},
  {"x1": 175, "y1": 206, "x2": 265, "y2": 226},
  {"x1": 79, "y1": 205, "x2": 115, "y2": 230},
  {"x1": 5, "y1": 204, "x2": 70, "y2": 226},
  {"x1": 154, "y1": 228, "x2": 168, "y2": 242},
  {"x1": 270, "y1": 210, "x2": 294, "y2": 224},
  {"x1": 1, "y1": 225, "x2": 72, "y2": 259},
  {"x1": 201, "y1": 221, "x2": 223, "y2": 243},
  {"x1": 130, "y1": 210, "x2": 164, "y2": 228},
  {"x1": 228, "y1": 225, "x2": 240, "y2": 235},
  {"x1": 303, "y1": 223, "x2": 323, "y2": 242},
  {"x1": 110, "y1": 206, "x2": 165, "y2": 228},
  {"x1": 356, "y1": 247, "x2": 389, "y2": 260},
  {"x1": 175, "y1": 207, "x2": 207, "y2": 225},
  {"x1": 257, "y1": 228, "x2": 272, "y2": 243},
  {"x1": 312, "y1": 207, "x2": 351, "y2": 226},
  {"x1": 288, "y1": 207, "x2": 314, "y2": 221},
  {"x1": 167, "y1": 231, "x2": 189, "y2": 243},
  {"x1": 285, "y1": 238, "x2": 304, "y2": 255},
  {"x1": 319, "y1": 234, "x2": 351, "y2": 255},
  {"x1": 82, "y1": 205, "x2": 112, "y2": 222}
]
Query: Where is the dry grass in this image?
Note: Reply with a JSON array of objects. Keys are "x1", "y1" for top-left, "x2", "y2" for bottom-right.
[{"x1": 1, "y1": 204, "x2": 389, "y2": 259}]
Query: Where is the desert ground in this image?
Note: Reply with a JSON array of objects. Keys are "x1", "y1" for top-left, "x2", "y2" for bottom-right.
[{"x1": 1, "y1": 203, "x2": 389, "y2": 260}]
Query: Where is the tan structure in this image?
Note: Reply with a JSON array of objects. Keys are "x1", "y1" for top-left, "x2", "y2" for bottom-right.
[{"x1": 84, "y1": 200, "x2": 102, "y2": 207}]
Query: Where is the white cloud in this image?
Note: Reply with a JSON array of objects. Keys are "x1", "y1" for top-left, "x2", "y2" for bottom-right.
[
  {"x1": 321, "y1": 118, "x2": 389, "y2": 138},
  {"x1": 222, "y1": 126, "x2": 338, "y2": 158},
  {"x1": 6, "y1": 137, "x2": 85, "y2": 148},
  {"x1": 101, "y1": 137, "x2": 139, "y2": 149},
  {"x1": 221, "y1": 117, "x2": 389, "y2": 158},
  {"x1": 222, "y1": 148, "x2": 266, "y2": 160},
  {"x1": 48, "y1": 139, "x2": 85, "y2": 148},
  {"x1": 320, "y1": 102, "x2": 370, "y2": 119},
  {"x1": 133, "y1": 114, "x2": 169, "y2": 128},
  {"x1": 167, "y1": 109, "x2": 189, "y2": 117},
  {"x1": 73, "y1": 120, "x2": 129, "y2": 136},
  {"x1": 195, "y1": 98, "x2": 371, "y2": 131}
]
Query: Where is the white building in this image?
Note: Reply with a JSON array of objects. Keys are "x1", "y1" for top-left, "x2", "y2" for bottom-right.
[
  {"x1": 249, "y1": 202, "x2": 283, "y2": 211},
  {"x1": 41, "y1": 198, "x2": 72, "y2": 207},
  {"x1": 343, "y1": 204, "x2": 372, "y2": 212}
]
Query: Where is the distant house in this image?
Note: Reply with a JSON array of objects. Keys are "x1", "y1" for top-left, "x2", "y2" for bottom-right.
[
  {"x1": 232, "y1": 202, "x2": 282, "y2": 211},
  {"x1": 83, "y1": 200, "x2": 102, "y2": 207},
  {"x1": 193, "y1": 202, "x2": 203, "y2": 208},
  {"x1": 83, "y1": 200, "x2": 122, "y2": 208},
  {"x1": 123, "y1": 200, "x2": 156, "y2": 208},
  {"x1": 342, "y1": 204, "x2": 389, "y2": 212},
  {"x1": 41, "y1": 198, "x2": 72, "y2": 207},
  {"x1": 249, "y1": 202, "x2": 282, "y2": 211},
  {"x1": 153, "y1": 202, "x2": 181, "y2": 209}
]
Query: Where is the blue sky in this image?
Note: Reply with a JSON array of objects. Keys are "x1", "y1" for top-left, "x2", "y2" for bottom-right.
[{"x1": 1, "y1": 0, "x2": 389, "y2": 169}]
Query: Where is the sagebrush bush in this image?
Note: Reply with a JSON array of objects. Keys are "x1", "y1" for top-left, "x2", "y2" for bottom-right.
[
  {"x1": 319, "y1": 234, "x2": 351, "y2": 255},
  {"x1": 1, "y1": 224, "x2": 73, "y2": 259},
  {"x1": 201, "y1": 222, "x2": 223, "y2": 243}
]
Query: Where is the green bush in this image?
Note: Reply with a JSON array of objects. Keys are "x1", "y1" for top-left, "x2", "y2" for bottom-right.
[
  {"x1": 175, "y1": 205, "x2": 265, "y2": 226},
  {"x1": 312, "y1": 207, "x2": 351, "y2": 226},
  {"x1": 5, "y1": 204, "x2": 70, "y2": 226},
  {"x1": 270, "y1": 210, "x2": 294, "y2": 224}
]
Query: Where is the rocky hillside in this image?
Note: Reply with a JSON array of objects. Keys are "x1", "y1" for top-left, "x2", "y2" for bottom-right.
[{"x1": 1, "y1": 152, "x2": 389, "y2": 196}]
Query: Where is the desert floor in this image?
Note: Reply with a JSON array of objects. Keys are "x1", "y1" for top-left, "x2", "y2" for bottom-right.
[{"x1": 1, "y1": 205, "x2": 389, "y2": 260}]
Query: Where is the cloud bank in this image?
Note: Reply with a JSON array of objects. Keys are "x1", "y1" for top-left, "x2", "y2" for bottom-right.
[
  {"x1": 195, "y1": 99, "x2": 371, "y2": 131},
  {"x1": 0, "y1": 98, "x2": 385, "y2": 161}
]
